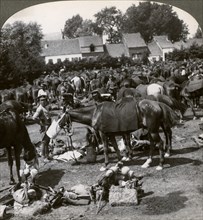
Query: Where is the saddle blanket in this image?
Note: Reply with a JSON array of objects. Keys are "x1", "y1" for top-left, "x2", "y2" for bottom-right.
[{"x1": 94, "y1": 97, "x2": 139, "y2": 133}]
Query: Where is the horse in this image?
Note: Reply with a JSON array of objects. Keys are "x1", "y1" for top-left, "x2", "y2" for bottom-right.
[
  {"x1": 14, "y1": 86, "x2": 33, "y2": 117},
  {"x1": 0, "y1": 106, "x2": 36, "y2": 184},
  {"x1": 71, "y1": 76, "x2": 84, "y2": 96},
  {"x1": 146, "y1": 83, "x2": 164, "y2": 96},
  {"x1": 122, "y1": 88, "x2": 180, "y2": 157},
  {"x1": 180, "y1": 77, "x2": 203, "y2": 119},
  {"x1": 89, "y1": 78, "x2": 102, "y2": 91},
  {"x1": 59, "y1": 97, "x2": 178, "y2": 171},
  {"x1": 1, "y1": 100, "x2": 30, "y2": 121},
  {"x1": 0, "y1": 89, "x2": 15, "y2": 104},
  {"x1": 164, "y1": 75, "x2": 203, "y2": 119}
]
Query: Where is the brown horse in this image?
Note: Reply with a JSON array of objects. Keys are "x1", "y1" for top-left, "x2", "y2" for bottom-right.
[
  {"x1": 120, "y1": 88, "x2": 183, "y2": 156},
  {"x1": 59, "y1": 97, "x2": 178, "y2": 171},
  {"x1": 0, "y1": 106, "x2": 36, "y2": 184},
  {"x1": 180, "y1": 79, "x2": 203, "y2": 119}
]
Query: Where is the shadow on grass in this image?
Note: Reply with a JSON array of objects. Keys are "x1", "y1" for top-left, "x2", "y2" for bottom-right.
[
  {"x1": 37, "y1": 168, "x2": 66, "y2": 188},
  {"x1": 141, "y1": 191, "x2": 188, "y2": 215},
  {"x1": 124, "y1": 156, "x2": 202, "y2": 168}
]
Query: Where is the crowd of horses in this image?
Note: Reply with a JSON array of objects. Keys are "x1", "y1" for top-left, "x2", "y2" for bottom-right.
[{"x1": 0, "y1": 61, "x2": 203, "y2": 184}]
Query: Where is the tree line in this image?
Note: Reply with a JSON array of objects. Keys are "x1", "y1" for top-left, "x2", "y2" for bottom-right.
[{"x1": 63, "y1": 2, "x2": 189, "y2": 43}]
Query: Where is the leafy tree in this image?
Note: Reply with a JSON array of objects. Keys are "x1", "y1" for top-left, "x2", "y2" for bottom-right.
[
  {"x1": 0, "y1": 21, "x2": 44, "y2": 87},
  {"x1": 124, "y1": 2, "x2": 189, "y2": 42},
  {"x1": 167, "y1": 43, "x2": 203, "y2": 61},
  {"x1": 93, "y1": 6, "x2": 124, "y2": 43},
  {"x1": 63, "y1": 14, "x2": 83, "y2": 38},
  {"x1": 75, "y1": 19, "x2": 95, "y2": 37},
  {"x1": 194, "y1": 26, "x2": 203, "y2": 38}
]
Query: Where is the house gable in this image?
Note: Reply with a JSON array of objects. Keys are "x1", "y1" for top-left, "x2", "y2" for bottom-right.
[
  {"x1": 78, "y1": 35, "x2": 104, "y2": 54},
  {"x1": 122, "y1": 33, "x2": 147, "y2": 48},
  {"x1": 41, "y1": 39, "x2": 81, "y2": 56},
  {"x1": 153, "y1": 35, "x2": 174, "y2": 49},
  {"x1": 105, "y1": 44, "x2": 127, "y2": 57}
]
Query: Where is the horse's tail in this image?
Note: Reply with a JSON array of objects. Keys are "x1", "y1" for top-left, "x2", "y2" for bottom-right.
[{"x1": 159, "y1": 102, "x2": 179, "y2": 128}]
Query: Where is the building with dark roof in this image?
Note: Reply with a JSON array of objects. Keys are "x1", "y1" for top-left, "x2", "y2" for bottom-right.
[
  {"x1": 78, "y1": 35, "x2": 104, "y2": 58},
  {"x1": 148, "y1": 40, "x2": 163, "y2": 62},
  {"x1": 41, "y1": 32, "x2": 202, "y2": 64},
  {"x1": 41, "y1": 35, "x2": 104, "y2": 63},
  {"x1": 105, "y1": 44, "x2": 127, "y2": 57},
  {"x1": 41, "y1": 38, "x2": 81, "y2": 63},
  {"x1": 148, "y1": 35, "x2": 175, "y2": 62},
  {"x1": 122, "y1": 33, "x2": 148, "y2": 59}
]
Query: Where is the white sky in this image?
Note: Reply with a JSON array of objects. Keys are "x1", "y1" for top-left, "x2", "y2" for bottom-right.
[{"x1": 4, "y1": 0, "x2": 200, "y2": 38}]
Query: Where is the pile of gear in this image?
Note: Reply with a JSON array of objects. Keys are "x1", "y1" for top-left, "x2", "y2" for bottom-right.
[
  {"x1": 90, "y1": 162, "x2": 144, "y2": 214},
  {"x1": 0, "y1": 162, "x2": 144, "y2": 218}
]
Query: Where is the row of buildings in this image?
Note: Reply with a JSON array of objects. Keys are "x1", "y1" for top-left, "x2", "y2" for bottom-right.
[{"x1": 41, "y1": 33, "x2": 203, "y2": 64}]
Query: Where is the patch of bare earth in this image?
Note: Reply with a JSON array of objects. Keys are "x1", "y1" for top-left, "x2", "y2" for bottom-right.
[{"x1": 0, "y1": 109, "x2": 203, "y2": 220}]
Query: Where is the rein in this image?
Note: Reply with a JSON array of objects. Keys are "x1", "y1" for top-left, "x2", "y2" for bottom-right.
[
  {"x1": 62, "y1": 113, "x2": 73, "y2": 136},
  {"x1": 62, "y1": 112, "x2": 79, "y2": 163}
]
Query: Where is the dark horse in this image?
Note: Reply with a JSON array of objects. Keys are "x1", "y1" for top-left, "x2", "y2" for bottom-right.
[
  {"x1": 59, "y1": 97, "x2": 178, "y2": 171},
  {"x1": 0, "y1": 105, "x2": 36, "y2": 184}
]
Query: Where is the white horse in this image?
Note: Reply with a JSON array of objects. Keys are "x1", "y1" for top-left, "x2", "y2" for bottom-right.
[
  {"x1": 147, "y1": 83, "x2": 164, "y2": 97},
  {"x1": 71, "y1": 76, "x2": 84, "y2": 96}
]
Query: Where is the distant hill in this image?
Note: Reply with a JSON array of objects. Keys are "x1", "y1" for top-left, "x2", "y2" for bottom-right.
[{"x1": 43, "y1": 32, "x2": 62, "y2": 41}]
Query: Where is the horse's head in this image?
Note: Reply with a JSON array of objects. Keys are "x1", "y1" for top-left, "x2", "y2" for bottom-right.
[{"x1": 58, "y1": 113, "x2": 73, "y2": 135}]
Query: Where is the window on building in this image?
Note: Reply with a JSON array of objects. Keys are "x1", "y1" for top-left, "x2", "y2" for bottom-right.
[
  {"x1": 90, "y1": 44, "x2": 95, "y2": 52},
  {"x1": 57, "y1": 58, "x2": 62, "y2": 63},
  {"x1": 132, "y1": 53, "x2": 141, "y2": 60},
  {"x1": 48, "y1": 59, "x2": 53, "y2": 64}
]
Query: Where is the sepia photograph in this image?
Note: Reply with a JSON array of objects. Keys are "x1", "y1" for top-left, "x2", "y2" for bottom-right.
[{"x1": 0, "y1": 0, "x2": 203, "y2": 219}]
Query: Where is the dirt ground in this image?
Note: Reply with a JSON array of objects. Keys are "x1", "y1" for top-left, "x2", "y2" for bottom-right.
[{"x1": 0, "y1": 108, "x2": 203, "y2": 220}]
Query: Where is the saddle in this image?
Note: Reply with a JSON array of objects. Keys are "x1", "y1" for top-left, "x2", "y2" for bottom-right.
[{"x1": 187, "y1": 78, "x2": 203, "y2": 92}]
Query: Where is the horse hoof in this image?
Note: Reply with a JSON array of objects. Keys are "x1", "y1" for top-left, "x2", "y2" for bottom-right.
[
  {"x1": 141, "y1": 158, "x2": 152, "y2": 168},
  {"x1": 125, "y1": 157, "x2": 131, "y2": 161},
  {"x1": 121, "y1": 157, "x2": 127, "y2": 161},
  {"x1": 100, "y1": 166, "x2": 107, "y2": 172},
  {"x1": 164, "y1": 153, "x2": 170, "y2": 158},
  {"x1": 156, "y1": 165, "x2": 163, "y2": 171},
  {"x1": 141, "y1": 163, "x2": 150, "y2": 168}
]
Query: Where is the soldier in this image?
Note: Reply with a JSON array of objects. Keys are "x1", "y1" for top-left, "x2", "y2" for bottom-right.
[{"x1": 32, "y1": 95, "x2": 52, "y2": 162}]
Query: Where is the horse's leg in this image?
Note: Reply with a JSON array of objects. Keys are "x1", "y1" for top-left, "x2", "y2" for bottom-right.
[
  {"x1": 14, "y1": 146, "x2": 22, "y2": 183},
  {"x1": 100, "y1": 132, "x2": 110, "y2": 171},
  {"x1": 122, "y1": 133, "x2": 133, "y2": 161},
  {"x1": 152, "y1": 132, "x2": 164, "y2": 170},
  {"x1": 6, "y1": 147, "x2": 15, "y2": 184},
  {"x1": 184, "y1": 96, "x2": 197, "y2": 119},
  {"x1": 141, "y1": 134, "x2": 154, "y2": 169},
  {"x1": 108, "y1": 136, "x2": 122, "y2": 162},
  {"x1": 162, "y1": 125, "x2": 172, "y2": 157},
  {"x1": 142, "y1": 132, "x2": 164, "y2": 170}
]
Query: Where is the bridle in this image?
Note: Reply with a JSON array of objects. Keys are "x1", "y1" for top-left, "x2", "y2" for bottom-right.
[{"x1": 62, "y1": 112, "x2": 73, "y2": 137}]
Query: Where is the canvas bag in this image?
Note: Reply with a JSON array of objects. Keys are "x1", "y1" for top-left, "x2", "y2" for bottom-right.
[{"x1": 46, "y1": 113, "x2": 65, "y2": 139}]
